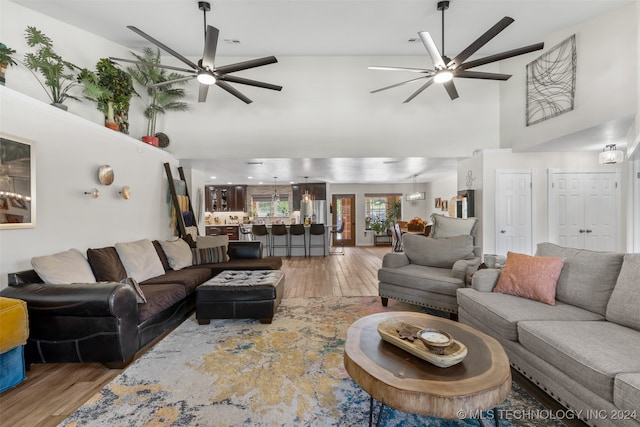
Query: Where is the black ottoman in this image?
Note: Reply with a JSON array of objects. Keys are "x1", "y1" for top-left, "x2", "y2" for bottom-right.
[{"x1": 196, "y1": 270, "x2": 285, "y2": 325}]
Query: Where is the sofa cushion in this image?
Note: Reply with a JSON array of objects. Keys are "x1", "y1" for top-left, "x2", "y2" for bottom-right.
[
  {"x1": 141, "y1": 267, "x2": 212, "y2": 294},
  {"x1": 606, "y1": 254, "x2": 640, "y2": 331},
  {"x1": 87, "y1": 246, "x2": 127, "y2": 282},
  {"x1": 536, "y1": 242, "x2": 624, "y2": 315},
  {"x1": 403, "y1": 234, "x2": 474, "y2": 268},
  {"x1": 196, "y1": 235, "x2": 229, "y2": 249},
  {"x1": 429, "y1": 214, "x2": 478, "y2": 239},
  {"x1": 152, "y1": 240, "x2": 172, "y2": 272},
  {"x1": 159, "y1": 239, "x2": 193, "y2": 270},
  {"x1": 517, "y1": 320, "x2": 640, "y2": 402},
  {"x1": 614, "y1": 374, "x2": 640, "y2": 413},
  {"x1": 115, "y1": 239, "x2": 165, "y2": 283},
  {"x1": 456, "y1": 288, "x2": 604, "y2": 341},
  {"x1": 378, "y1": 264, "x2": 464, "y2": 296},
  {"x1": 120, "y1": 277, "x2": 147, "y2": 303},
  {"x1": 493, "y1": 252, "x2": 564, "y2": 305},
  {"x1": 31, "y1": 248, "x2": 96, "y2": 285},
  {"x1": 137, "y1": 283, "x2": 186, "y2": 322},
  {"x1": 192, "y1": 246, "x2": 228, "y2": 265}
]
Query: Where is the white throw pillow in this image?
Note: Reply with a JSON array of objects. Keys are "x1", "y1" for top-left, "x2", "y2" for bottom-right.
[
  {"x1": 430, "y1": 214, "x2": 478, "y2": 239},
  {"x1": 159, "y1": 239, "x2": 193, "y2": 270},
  {"x1": 115, "y1": 239, "x2": 165, "y2": 282},
  {"x1": 31, "y1": 248, "x2": 96, "y2": 285}
]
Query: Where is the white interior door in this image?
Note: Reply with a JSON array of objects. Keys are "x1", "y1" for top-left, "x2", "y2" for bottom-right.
[
  {"x1": 496, "y1": 171, "x2": 533, "y2": 255},
  {"x1": 549, "y1": 171, "x2": 619, "y2": 251}
]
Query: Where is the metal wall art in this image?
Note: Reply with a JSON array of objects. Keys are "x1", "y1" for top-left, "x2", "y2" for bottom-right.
[
  {"x1": 526, "y1": 34, "x2": 577, "y2": 126},
  {"x1": 0, "y1": 134, "x2": 36, "y2": 229}
]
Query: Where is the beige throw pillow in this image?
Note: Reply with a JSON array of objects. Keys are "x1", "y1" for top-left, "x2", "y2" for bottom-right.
[
  {"x1": 31, "y1": 248, "x2": 97, "y2": 285},
  {"x1": 159, "y1": 239, "x2": 193, "y2": 270},
  {"x1": 430, "y1": 214, "x2": 478, "y2": 239},
  {"x1": 115, "y1": 239, "x2": 165, "y2": 282}
]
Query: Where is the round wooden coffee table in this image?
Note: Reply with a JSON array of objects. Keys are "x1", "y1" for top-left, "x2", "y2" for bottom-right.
[{"x1": 344, "y1": 311, "x2": 511, "y2": 425}]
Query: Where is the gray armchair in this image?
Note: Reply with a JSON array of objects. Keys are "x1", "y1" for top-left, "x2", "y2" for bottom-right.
[{"x1": 378, "y1": 229, "x2": 481, "y2": 318}]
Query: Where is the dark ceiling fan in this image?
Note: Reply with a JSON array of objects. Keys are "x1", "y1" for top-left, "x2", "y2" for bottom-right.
[
  {"x1": 370, "y1": 0, "x2": 544, "y2": 103},
  {"x1": 110, "y1": 1, "x2": 282, "y2": 104}
]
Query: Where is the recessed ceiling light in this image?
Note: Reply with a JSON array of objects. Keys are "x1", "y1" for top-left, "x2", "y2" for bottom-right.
[
  {"x1": 258, "y1": 182, "x2": 263, "y2": 185},
  {"x1": 210, "y1": 176, "x2": 216, "y2": 179},
  {"x1": 227, "y1": 182, "x2": 233, "y2": 185},
  {"x1": 289, "y1": 181, "x2": 295, "y2": 184},
  {"x1": 247, "y1": 176, "x2": 253, "y2": 179}
]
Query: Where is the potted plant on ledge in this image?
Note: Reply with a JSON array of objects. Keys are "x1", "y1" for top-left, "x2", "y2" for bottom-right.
[
  {"x1": 23, "y1": 26, "x2": 83, "y2": 110},
  {"x1": 80, "y1": 58, "x2": 135, "y2": 132},
  {"x1": 126, "y1": 47, "x2": 188, "y2": 146},
  {"x1": 0, "y1": 43, "x2": 17, "y2": 86}
]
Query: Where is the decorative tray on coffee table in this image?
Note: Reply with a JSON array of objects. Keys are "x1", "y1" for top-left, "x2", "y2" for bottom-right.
[{"x1": 377, "y1": 320, "x2": 467, "y2": 368}]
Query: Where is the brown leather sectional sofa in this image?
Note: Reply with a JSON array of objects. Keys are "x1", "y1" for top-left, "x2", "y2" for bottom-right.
[{"x1": 1, "y1": 240, "x2": 281, "y2": 368}]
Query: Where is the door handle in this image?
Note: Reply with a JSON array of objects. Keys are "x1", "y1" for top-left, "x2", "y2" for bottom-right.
[
  {"x1": 579, "y1": 229, "x2": 586, "y2": 233},
  {"x1": 586, "y1": 229, "x2": 593, "y2": 233},
  {"x1": 500, "y1": 230, "x2": 506, "y2": 234}
]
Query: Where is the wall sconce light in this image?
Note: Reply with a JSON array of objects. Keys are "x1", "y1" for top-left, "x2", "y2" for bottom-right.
[
  {"x1": 598, "y1": 144, "x2": 624, "y2": 165},
  {"x1": 84, "y1": 188, "x2": 100, "y2": 199},
  {"x1": 119, "y1": 186, "x2": 131, "y2": 200}
]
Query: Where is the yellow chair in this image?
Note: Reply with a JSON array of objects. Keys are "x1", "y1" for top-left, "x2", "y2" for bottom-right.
[{"x1": 0, "y1": 297, "x2": 29, "y2": 392}]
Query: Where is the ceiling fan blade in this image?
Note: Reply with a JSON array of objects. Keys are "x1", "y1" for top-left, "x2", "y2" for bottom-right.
[
  {"x1": 403, "y1": 78, "x2": 435, "y2": 103},
  {"x1": 198, "y1": 83, "x2": 209, "y2": 103},
  {"x1": 201, "y1": 25, "x2": 219, "y2": 69},
  {"x1": 455, "y1": 70, "x2": 512, "y2": 80},
  {"x1": 418, "y1": 32, "x2": 446, "y2": 69},
  {"x1": 216, "y1": 80, "x2": 253, "y2": 104},
  {"x1": 368, "y1": 66, "x2": 434, "y2": 73},
  {"x1": 109, "y1": 57, "x2": 195, "y2": 74},
  {"x1": 147, "y1": 75, "x2": 196, "y2": 88},
  {"x1": 458, "y1": 42, "x2": 545, "y2": 70},
  {"x1": 218, "y1": 75, "x2": 283, "y2": 91},
  {"x1": 127, "y1": 25, "x2": 199, "y2": 70},
  {"x1": 448, "y1": 17, "x2": 515, "y2": 68},
  {"x1": 370, "y1": 76, "x2": 431, "y2": 94},
  {"x1": 215, "y1": 56, "x2": 278, "y2": 75},
  {"x1": 443, "y1": 80, "x2": 459, "y2": 100}
]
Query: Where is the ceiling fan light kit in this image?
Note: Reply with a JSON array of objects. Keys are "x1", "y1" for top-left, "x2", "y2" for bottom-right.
[
  {"x1": 111, "y1": 1, "x2": 281, "y2": 104},
  {"x1": 370, "y1": 0, "x2": 544, "y2": 102}
]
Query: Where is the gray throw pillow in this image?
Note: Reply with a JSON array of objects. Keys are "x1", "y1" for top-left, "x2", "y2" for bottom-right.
[
  {"x1": 430, "y1": 214, "x2": 478, "y2": 239},
  {"x1": 403, "y1": 234, "x2": 475, "y2": 268}
]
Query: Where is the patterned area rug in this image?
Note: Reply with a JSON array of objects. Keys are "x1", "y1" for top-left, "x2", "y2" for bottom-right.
[{"x1": 60, "y1": 297, "x2": 564, "y2": 426}]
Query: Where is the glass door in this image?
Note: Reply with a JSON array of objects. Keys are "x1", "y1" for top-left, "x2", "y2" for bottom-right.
[{"x1": 332, "y1": 194, "x2": 356, "y2": 246}]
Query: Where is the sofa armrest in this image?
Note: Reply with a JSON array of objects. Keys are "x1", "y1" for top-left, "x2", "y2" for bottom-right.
[
  {"x1": 227, "y1": 241, "x2": 262, "y2": 259},
  {"x1": 471, "y1": 269, "x2": 502, "y2": 292},
  {"x1": 0, "y1": 282, "x2": 138, "y2": 318},
  {"x1": 452, "y1": 257, "x2": 481, "y2": 281},
  {"x1": 382, "y1": 252, "x2": 410, "y2": 268}
]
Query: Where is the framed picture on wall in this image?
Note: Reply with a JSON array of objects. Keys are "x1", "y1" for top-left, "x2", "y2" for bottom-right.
[{"x1": 0, "y1": 134, "x2": 36, "y2": 229}]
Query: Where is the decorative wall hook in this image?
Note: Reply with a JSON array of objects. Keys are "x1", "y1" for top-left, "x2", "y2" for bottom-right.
[
  {"x1": 84, "y1": 188, "x2": 100, "y2": 199},
  {"x1": 119, "y1": 186, "x2": 131, "y2": 200}
]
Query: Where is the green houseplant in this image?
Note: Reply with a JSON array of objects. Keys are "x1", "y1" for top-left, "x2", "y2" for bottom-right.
[
  {"x1": 80, "y1": 58, "x2": 135, "y2": 133},
  {"x1": 23, "y1": 26, "x2": 83, "y2": 110},
  {"x1": 126, "y1": 47, "x2": 188, "y2": 145},
  {"x1": 0, "y1": 42, "x2": 18, "y2": 86}
]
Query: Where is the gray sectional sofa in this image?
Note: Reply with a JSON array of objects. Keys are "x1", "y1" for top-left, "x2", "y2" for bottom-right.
[{"x1": 457, "y1": 243, "x2": 640, "y2": 427}]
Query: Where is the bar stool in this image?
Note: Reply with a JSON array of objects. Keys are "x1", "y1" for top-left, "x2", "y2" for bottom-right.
[
  {"x1": 251, "y1": 224, "x2": 270, "y2": 256},
  {"x1": 270, "y1": 224, "x2": 289, "y2": 257},
  {"x1": 308, "y1": 223, "x2": 326, "y2": 257},
  {"x1": 329, "y1": 221, "x2": 345, "y2": 255},
  {"x1": 240, "y1": 225, "x2": 252, "y2": 241},
  {"x1": 289, "y1": 224, "x2": 306, "y2": 257}
]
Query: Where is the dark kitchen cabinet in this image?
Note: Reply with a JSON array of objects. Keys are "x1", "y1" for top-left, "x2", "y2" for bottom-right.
[
  {"x1": 291, "y1": 183, "x2": 326, "y2": 210},
  {"x1": 205, "y1": 185, "x2": 247, "y2": 212}
]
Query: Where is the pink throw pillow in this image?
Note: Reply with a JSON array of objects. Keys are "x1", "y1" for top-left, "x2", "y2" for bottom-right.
[{"x1": 493, "y1": 252, "x2": 564, "y2": 305}]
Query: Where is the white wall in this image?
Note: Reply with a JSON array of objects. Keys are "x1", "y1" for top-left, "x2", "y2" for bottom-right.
[
  {"x1": 424, "y1": 175, "x2": 458, "y2": 220},
  {"x1": 458, "y1": 149, "x2": 627, "y2": 255},
  {"x1": 499, "y1": 4, "x2": 637, "y2": 151},
  {"x1": 0, "y1": 87, "x2": 179, "y2": 289}
]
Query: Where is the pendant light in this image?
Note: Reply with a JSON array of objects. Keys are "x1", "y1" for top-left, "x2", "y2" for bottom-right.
[
  {"x1": 303, "y1": 176, "x2": 311, "y2": 202},
  {"x1": 272, "y1": 177, "x2": 279, "y2": 202},
  {"x1": 406, "y1": 174, "x2": 425, "y2": 201},
  {"x1": 598, "y1": 144, "x2": 624, "y2": 165}
]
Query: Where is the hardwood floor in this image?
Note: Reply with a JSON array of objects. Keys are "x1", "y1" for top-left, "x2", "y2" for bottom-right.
[{"x1": 0, "y1": 246, "x2": 389, "y2": 427}]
